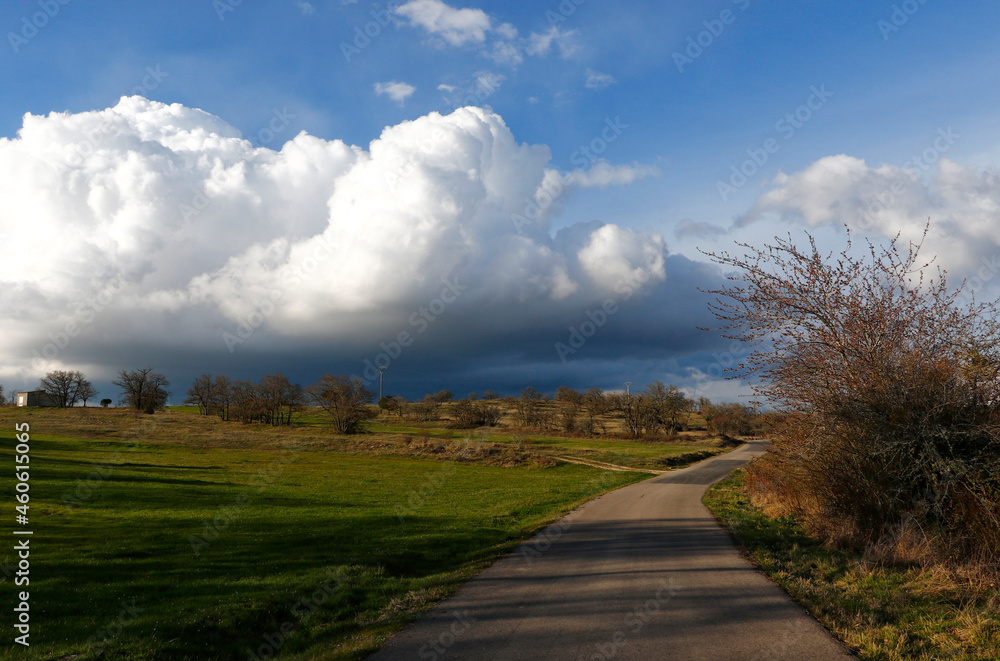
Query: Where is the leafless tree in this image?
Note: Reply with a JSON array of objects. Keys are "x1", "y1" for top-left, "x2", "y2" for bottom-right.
[
  {"x1": 643, "y1": 381, "x2": 691, "y2": 434},
  {"x1": 40, "y1": 370, "x2": 93, "y2": 408},
  {"x1": 259, "y1": 373, "x2": 302, "y2": 426},
  {"x1": 306, "y1": 375, "x2": 375, "y2": 433},
  {"x1": 113, "y1": 368, "x2": 170, "y2": 414},
  {"x1": 76, "y1": 380, "x2": 98, "y2": 407},
  {"x1": 185, "y1": 373, "x2": 215, "y2": 415},
  {"x1": 512, "y1": 387, "x2": 544, "y2": 428},
  {"x1": 580, "y1": 387, "x2": 607, "y2": 436}
]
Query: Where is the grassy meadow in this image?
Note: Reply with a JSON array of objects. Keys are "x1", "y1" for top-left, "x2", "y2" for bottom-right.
[{"x1": 0, "y1": 403, "x2": 733, "y2": 659}]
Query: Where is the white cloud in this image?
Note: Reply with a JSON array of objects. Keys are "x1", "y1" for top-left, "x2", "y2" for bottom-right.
[
  {"x1": 487, "y1": 39, "x2": 523, "y2": 66},
  {"x1": 565, "y1": 161, "x2": 659, "y2": 188},
  {"x1": 495, "y1": 22, "x2": 518, "y2": 40},
  {"x1": 527, "y1": 26, "x2": 578, "y2": 58},
  {"x1": 0, "y1": 97, "x2": 677, "y2": 383},
  {"x1": 298, "y1": 1, "x2": 316, "y2": 15},
  {"x1": 474, "y1": 71, "x2": 504, "y2": 98},
  {"x1": 395, "y1": 0, "x2": 492, "y2": 47},
  {"x1": 374, "y1": 81, "x2": 417, "y2": 105},
  {"x1": 585, "y1": 69, "x2": 616, "y2": 90},
  {"x1": 395, "y1": 1, "x2": 578, "y2": 69},
  {"x1": 742, "y1": 154, "x2": 1000, "y2": 280}
]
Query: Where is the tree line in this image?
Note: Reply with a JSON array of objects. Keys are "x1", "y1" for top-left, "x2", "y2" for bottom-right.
[{"x1": 13, "y1": 367, "x2": 768, "y2": 444}]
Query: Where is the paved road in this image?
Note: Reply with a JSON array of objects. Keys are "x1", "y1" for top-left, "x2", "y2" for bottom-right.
[{"x1": 368, "y1": 441, "x2": 854, "y2": 660}]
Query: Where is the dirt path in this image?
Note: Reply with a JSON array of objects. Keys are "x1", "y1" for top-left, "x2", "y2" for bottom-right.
[{"x1": 554, "y1": 455, "x2": 666, "y2": 474}]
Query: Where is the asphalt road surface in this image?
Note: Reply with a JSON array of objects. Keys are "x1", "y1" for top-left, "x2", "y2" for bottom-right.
[{"x1": 368, "y1": 441, "x2": 854, "y2": 660}]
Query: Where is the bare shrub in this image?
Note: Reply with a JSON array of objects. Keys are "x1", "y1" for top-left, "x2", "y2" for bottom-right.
[{"x1": 706, "y1": 226, "x2": 1000, "y2": 565}]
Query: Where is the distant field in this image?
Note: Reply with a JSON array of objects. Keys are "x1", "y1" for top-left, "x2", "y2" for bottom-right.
[
  {"x1": 167, "y1": 401, "x2": 736, "y2": 470},
  {"x1": 0, "y1": 406, "x2": 675, "y2": 660}
]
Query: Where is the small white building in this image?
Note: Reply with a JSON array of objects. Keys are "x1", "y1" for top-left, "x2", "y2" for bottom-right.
[{"x1": 16, "y1": 391, "x2": 57, "y2": 407}]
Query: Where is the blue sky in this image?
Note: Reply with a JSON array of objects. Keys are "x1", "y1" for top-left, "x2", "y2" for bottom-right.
[{"x1": 3, "y1": 0, "x2": 1000, "y2": 401}]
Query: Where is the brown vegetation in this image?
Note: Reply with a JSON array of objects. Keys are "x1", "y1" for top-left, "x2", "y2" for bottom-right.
[{"x1": 705, "y1": 226, "x2": 1000, "y2": 572}]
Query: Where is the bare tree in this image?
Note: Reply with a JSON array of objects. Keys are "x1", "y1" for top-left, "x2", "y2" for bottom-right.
[
  {"x1": 40, "y1": 370, "x2": 93, "y2": 408},
  {"x1": 643, "y1": 381, "x2": 691, "y2": 434},
  {"x1": 113, "y1": 368, "x2": 170, "y2": 414},
  {"x1": 76, "y1": 380, "x2": 98, "y2": 407},
  {"x1": 306, "y1": 375, "x2": 375, "y2": 433},
  {"x1": 704, "y1": 226, "x2": 1000, "y2": 560},
  {"x1": 580, "y1": 387, "x2": 607, "y2": 436},
  {"x1": 259, "y1": 373, "x2": 302, "y2": 426},
  {"x1": 213, "y1": 375, "x2": 232, "y2": 421},
  {"x1": 184, "y1": 373, "x2": 215, "y2": 415},
  {"x1": 512, "y1": 387, "x2": 544, "y2": 428}
]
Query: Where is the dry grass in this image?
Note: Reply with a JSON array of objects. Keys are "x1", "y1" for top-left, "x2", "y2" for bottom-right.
[{"x1": 707, "y1": 469, "x2": 1000, "y2": 660}]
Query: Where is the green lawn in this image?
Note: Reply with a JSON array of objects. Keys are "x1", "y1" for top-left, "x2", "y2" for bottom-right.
[
  {"x1": 0, "y1": 412, "x2": 647, "y2": 660},
  {"x1": 704, "y1": 470, "x2": 1000, "y2": 660}
]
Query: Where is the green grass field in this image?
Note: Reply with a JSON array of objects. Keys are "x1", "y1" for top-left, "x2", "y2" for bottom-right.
[
  {"x1": 704, "y1": 470, "x2": 1000, "y2": 660},
  {"x1": 0, "y1": 407, "x2": 657, "y2": 660}
]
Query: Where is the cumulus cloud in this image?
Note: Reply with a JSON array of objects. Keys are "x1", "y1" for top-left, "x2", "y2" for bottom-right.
[
  {"x1": 298, "y1": 2, "x2": 316, "y2": 15},
  {"x1": 374, "y1": 81, "x2": 417, "y2": 105},
  {"x1": 0, "y1": 97, "x2": 712, "y2": 391},
  {"x1": 742, "y1": 153, "x2": 1000, "y2": 282},
  {"x1": 395, "y1": 0, "x2": 579, "y2": 69},
  {"x1": 395, "y1": 0, "x2": 492, "y2": 47}
]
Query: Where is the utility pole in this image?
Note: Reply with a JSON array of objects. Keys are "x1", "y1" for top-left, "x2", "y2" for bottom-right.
[
  {"x1": 378, "y1": 365, "x2": 387, "y2": 403},
  {"x1": 624, "y1": 381, "x2": 632, "y2": 402}
]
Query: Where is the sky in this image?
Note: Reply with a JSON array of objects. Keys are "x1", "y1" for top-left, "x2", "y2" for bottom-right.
[{"x1": 2, "y1": 0, "x2": 1000, "y2": 403}]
